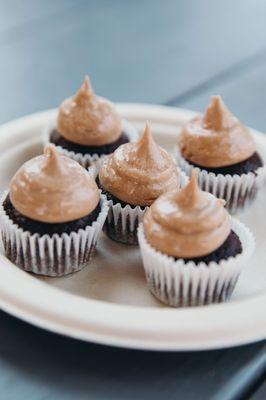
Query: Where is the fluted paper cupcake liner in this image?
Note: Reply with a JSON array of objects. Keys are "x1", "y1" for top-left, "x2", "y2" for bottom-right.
[
  {"x1": 0, "y1": 193, "x2": 109, "y2": 276},
  {"x1": 138, "y1": 219, "x2": 254, "y2": 307},
  {"x1": 104, "y1": 170, "x2": 189, "y2": 245},
  {"x1": 43, "y1": 119, "x2": 139, "y2": 169},
  {"x1": 176, "y1": 150, "x2": 266, "y2": 213},
  {"x1": 88, "y1": 162, "x2": 99, "y2": 181}
]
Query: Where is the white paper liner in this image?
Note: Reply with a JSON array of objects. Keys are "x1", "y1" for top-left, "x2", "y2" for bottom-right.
[
  {"x1": 104, "y1": 170, "x2": 188, "y2": 245},
  {"x1": 88, "y1": 162, "x2": 100, "y2": 180},
  {"x1": 43, "y1": 119, "x2": 139, "y2": 169},
  {"x1": 0, "y1": 193, "x2": 109, "y2": 276},
  {"x1": 88, "y1": 161, "x2": 99, "y2": 181},
  {"x1": 138, "y1": 219, "x2": 255, "y2": 307},
  {"x1": 176, "y1": 149, "x2": 266, "y2": 214}
]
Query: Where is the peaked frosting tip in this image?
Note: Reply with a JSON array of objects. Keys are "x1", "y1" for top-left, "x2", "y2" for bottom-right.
[
  {"x1": 203, "y1": 95, "x2": 234, "y2": 131},
  {"x1": 99, "y1": 122, "x2": 180, "y2": 206},
  {"x1": 143, "y1": 168, "x2": 231, "y2": 258},
  {"x1": 178, "y1": 94, "x2": 256, "y2": 167},
  {"x1": 57, "y1": 75, "x2": 122, "y2": 146},
  {"x1": 137, "y1": 122, "x2": 155, "y2": 152},
  {"x1": 43, "y1": 145, "x2": 64, "y2": 174},
  {"x1": 74, "y1": 76, "x2": 94, "y2": 103},
  {"x1": 143, "y1": 121, "x2": 152, "y2": 140},
  {"x1": 177, "y1": 169, "x2": 200, "y2": 207},
  {"x1": 10, "y1": 145, "x2": 99, "y2": 223}
]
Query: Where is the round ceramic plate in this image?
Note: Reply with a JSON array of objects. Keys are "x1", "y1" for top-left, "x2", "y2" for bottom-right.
[{"x1": 0, "y1": 104, "x2": 265, "y2": 351}]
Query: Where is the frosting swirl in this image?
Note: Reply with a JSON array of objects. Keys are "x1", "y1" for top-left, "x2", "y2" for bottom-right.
[
  {"x1": 57, "y1": 76, "x2": 122, "y2": 146},
  {"x1": 178, "y1": 95, "x2": 256, "y2": 167},
  {"x1": 10, "y1": 145, "x2": 99, "y2": 223},
  {"x1": 99, "y1": 123, "x2": 180, "y2": 206},
  {"x1": 144, "y1": 170, "x2": 231, "y2": 258}
]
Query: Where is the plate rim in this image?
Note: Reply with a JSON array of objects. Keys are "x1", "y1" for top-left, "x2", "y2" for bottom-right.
[{"x1": 0, "y1": 104, "x2": 265, "y2": 351}]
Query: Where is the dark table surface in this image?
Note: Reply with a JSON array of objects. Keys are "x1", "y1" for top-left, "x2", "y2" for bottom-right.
[{"x1": 0, "y1": 1, "x2": 265, "y2": 399}]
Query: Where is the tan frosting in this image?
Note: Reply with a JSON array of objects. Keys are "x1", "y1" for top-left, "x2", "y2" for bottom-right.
[
  {"x1": 10, "y1": 145, "x2": 99, "y2": 223},
  {"x1": 99, "y1": 123, "x2": 180, "y2": 206},
  {"x1": 144, "y1": 170, "x2": 231, "y2": 258},
  {"x1": 178, "y1": 95, "x2": 256, "y2": 167},
  {"x1": 57, "y1": 76, "x2": 122, "y2": 146}
]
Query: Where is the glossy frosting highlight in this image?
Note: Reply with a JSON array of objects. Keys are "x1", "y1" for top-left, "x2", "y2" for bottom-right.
[
  {"x1": 179, "y1": 95, "x2": 256, "y2": 167},
  {"x1": 10, "y1": 145, "x2": 99, "y2": 223},
  {"x1": 57, "y1": 76, "x2": 122, "y2": 146},
  {"x1": 99, "y1": 123, "x2": 180, "y2": 206},
  {"x1": 144, "y1": 170, "x2": 231, "y2": 258}
]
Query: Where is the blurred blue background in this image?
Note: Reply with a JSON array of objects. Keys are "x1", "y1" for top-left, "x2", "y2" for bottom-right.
[{"x1": 1, "y1": 0, "x2": 266, "y2": 131}]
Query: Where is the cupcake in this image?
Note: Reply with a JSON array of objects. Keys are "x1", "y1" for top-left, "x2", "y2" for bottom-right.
[
  {"x1": 45, "y1": 76, "x2": 138, "y2": 169},
  {"x1": 0, "y1": 145, "x2": 109, "y2": 276},
  {"x1": 138, "y1": 171, "x2": 255, "y2": 307},
  {"x1": 177, "y1": 95, "x2": 265, "y2": 213},
  {"x1": 99, "y1": 123, "x2": 187, "y2": 245}
]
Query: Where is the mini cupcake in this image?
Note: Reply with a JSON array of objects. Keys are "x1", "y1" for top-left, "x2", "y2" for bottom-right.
[
  {"x1": 0, "y1": 145, "x2": 109, "y2": 276},
  {"x1": 99, "y1": 123, "x2": 187, "y2": 245},
  {"x1": 176, "y1": 95, "x2": 265, "y2": 213},
  {"x1": 138, "y1": 171, "x2": 254, "y2": 307},
  {"x1": 45, "y1": 76, "x2": 138, "y2": 169}
]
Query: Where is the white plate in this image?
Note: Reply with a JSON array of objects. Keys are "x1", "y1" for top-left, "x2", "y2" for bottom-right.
[{"x1": 0, "y1": 104, "x2": 265, "y2": 351}]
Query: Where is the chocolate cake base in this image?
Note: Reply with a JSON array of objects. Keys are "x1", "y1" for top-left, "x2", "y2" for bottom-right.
[
  {"x1": 99, "y1": 183, "x2": 146, "y2": 209},
  {"x1": 3, "y1": 195, "x2": 101, "y2": 235},
  {"x1": 1, "y1": 195, "x2": 104, "y2": 276},
  {"x1": 176, "y1": 231, "x2": 242, "y2": 265},
  {"x1": 186, "y1": 151, "x2": 263, "y2": 176},
  {"x1": 50, "y1": 129, "x2": 130, "y2": 156},
  {"x1": 98, "y1": 184, "x2": 146, "y2": 245}
]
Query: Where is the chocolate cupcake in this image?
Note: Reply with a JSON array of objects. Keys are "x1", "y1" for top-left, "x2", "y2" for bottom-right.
[
  {"x1": 99, "y1": 123, "x2": 187, "y2": 245},
  {"x1": 138, "y1": 171, "x2": 255, "y2": 307},
  {"x1": 176, "y1": 96, "x2": 265, "y2": 213},
  {"x1": 0, "y1": 145, "x2": 109, "y2": 276},
  {"x1": 45, "y1": 76, "x2": 138, "y2": 169}
]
